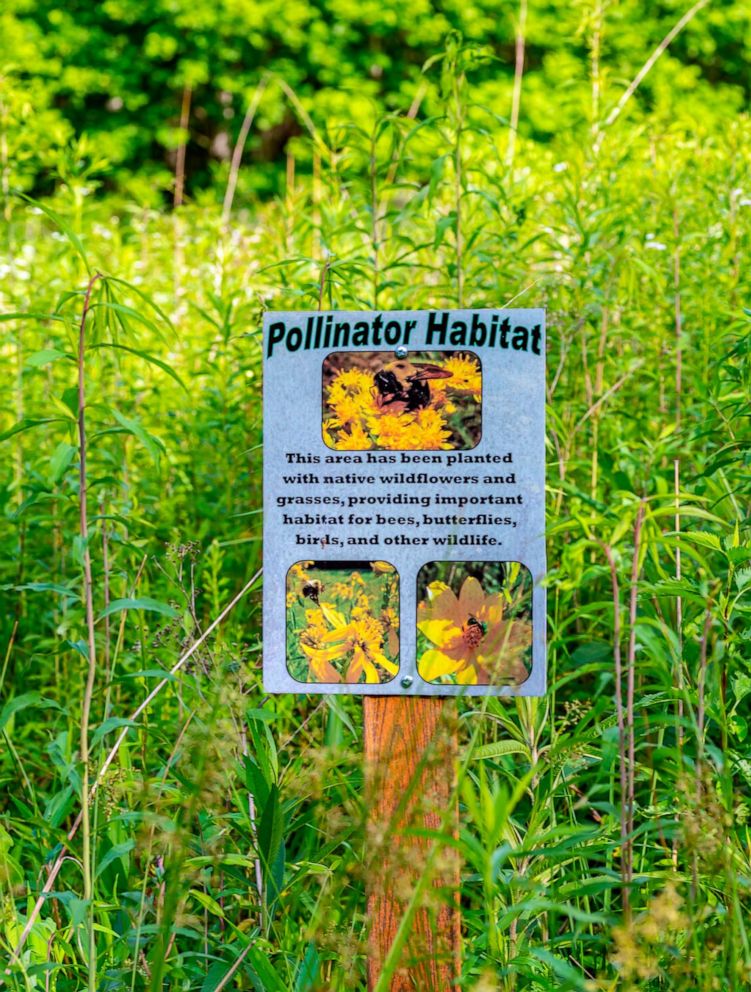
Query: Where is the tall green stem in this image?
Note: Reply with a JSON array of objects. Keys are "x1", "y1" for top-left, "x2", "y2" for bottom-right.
[{"x1": 78, "y1": 271, "x2": 103, "y2": 992}]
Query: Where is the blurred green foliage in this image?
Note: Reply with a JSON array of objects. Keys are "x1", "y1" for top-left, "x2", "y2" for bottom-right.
[
  {"x1": 1, "y1": 4, "x2": 751, "y2": 990},
  {"x1": 3, "y1": 0, "x2": 751, "y2": 201}
]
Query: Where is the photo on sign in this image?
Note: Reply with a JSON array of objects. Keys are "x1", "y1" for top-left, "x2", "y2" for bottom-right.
[
  {"x1": 321, "y1": 350, "x2": 482, "y2": 451},
  {"x1": 286, "y1": 560, "x2": 400, "y2": 685},
  {"x1": 416, "y1": 561, "x2": 532, "y2": 686}
]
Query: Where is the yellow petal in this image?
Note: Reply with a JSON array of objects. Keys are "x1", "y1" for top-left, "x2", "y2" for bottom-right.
[
  {"x1": 418, "y1": 649, "x2": 461, "y2": 681},
  {"x1": 456, "y1": 664, "x2": 479, "y2": 685},
  {"x1": 362, "y1": 659, "x2": 381, "y2": 683},
  {"x1": 426, "y1": 581, "x2": 451, "y2": 599},
  {"x1": 372, "y1": 652, "x2": 398, "y2": 676},
  {"x1": 417, "y1": 618, "x2": 462, "y2": 647},
  {"x1": 320, "y1": 604, "x2": 346, "y2": 628}
]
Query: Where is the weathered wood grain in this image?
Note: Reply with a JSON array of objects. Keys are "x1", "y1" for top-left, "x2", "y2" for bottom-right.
[{"x1": 364, "y1": 697, "x2": 461, "y2": 991}]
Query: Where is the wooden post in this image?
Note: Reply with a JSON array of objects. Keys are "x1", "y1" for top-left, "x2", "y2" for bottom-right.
[{"x1": 364, "y1": 697, "x2": 461, "y2": 991}]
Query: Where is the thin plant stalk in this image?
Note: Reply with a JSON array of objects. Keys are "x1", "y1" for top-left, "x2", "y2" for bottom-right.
[
  {"x1": 221, "y1": 75, "x2": 269, "y2": 226},
  {"x1": 593, "y1": 0, "x2": 711, "y2": 151},
  {"x1": 626, "y1": 501, "x2": 646, "y2": 894},
  {"x1": 77, "y1": 271, "x2": 103, "y2": 992},
  {"x1": 673, "y1": 207, "x2": 683, "y2": 428},
  {"x1": 506, "y1": 0, "x2": 528, "y2": 168},
  {"x1": 696, "y1": 606, "x2": 712, "y2": 794},
  {"x1": 602, "y1": 543, "x2": 629, "y2": 913},
  {"x1": 173, "y1": 85, "x2": 192, "y2": 208},
  {"x1": 370, "y1": 124, "x2": 380, "y2": 309},
  {"x1": 452, "y1": 69, "x2": 464, "y2": 308},
  {"x1": 673, "y1": 458, "x2": 684, "y2": 869}
]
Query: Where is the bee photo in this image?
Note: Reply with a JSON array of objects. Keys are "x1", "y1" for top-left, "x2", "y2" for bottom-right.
[
  {"x1": 416, "y1": 560, "x2": 532, "y2": 687},
  {"x1": 286, "y1": 560, "x2": 400, "y2": 685},
  {"x1": 322, "y1": 350, "x2": 482, "y2": 450}
]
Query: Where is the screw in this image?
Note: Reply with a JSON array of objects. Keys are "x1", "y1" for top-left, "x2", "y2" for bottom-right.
[
  {"x1": 394, "y1": 345, "x2": 408, "y2": 359},
  {"x1": 400, "y1": 675, "x2": 413, "y2": 688}
]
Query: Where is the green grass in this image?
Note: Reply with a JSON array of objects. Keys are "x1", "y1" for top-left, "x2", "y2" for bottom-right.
[{"x1": 1, "y1": 25, "x2": 750, "y2": 992}]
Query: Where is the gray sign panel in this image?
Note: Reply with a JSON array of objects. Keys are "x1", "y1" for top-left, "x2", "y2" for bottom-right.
[{"x1": 263, "y1": 309, "x2": 545, "y2": 696}]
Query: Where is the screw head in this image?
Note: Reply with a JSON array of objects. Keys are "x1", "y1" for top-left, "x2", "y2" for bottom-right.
[
  {"x1": 400, "y1": 675, "x2": 413, "y2": 688},
  {"x1": 394, "y1": 345, "x2": 408, "y2": 359}
]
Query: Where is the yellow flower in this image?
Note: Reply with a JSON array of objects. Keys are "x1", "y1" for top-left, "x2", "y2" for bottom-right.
[
  {"x1": 411, "y1": 408, "x2": 452, "y2": 450},
  {"x1": 328, "y1": 580, "x2": 353, "y2": 599},
  {"x1": 417, "y1": 576, "x2": 530, "y2": 685},
  {"x1": 367, "y1": 411, "x2": 416, "y2": 449},
  {"x1": 289, "y1": 561, "x2": 314, "y2": 582},
  {"x1": 370, "y1": 561, "x2": 395, "y2": 574},
  {"x1": 301, "y1": 611, "x2": 397, "y2": 684},
  {"x1": 353, "y1": 593, "x2": 372, "y2": 612},
  {"x1": 334, "y1": 421, "x2": 372, "y2": 450},
  {"x1": 441, "y1": 354, "x2": 482, "y2": 402}
]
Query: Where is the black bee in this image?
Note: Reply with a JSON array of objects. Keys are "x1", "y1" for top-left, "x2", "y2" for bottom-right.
[
  {"x1": 404, "y1": 377, "x2": 433, "y2": 410},
  {"x1": 373, "y1": 369, "x2": 403, "y2": 404},
  {"x1": 302, "y1": 580, "x2": 324, "y2": 604},
  {"x1": 373, "y1": 361, "x2": 452, "y2": 410},
  {"x1": 462, "y1": 614, "x2": 487, "y2": 648},
  {"x1": 465, "y1": 615, "x2": 487, "y2": 637}
]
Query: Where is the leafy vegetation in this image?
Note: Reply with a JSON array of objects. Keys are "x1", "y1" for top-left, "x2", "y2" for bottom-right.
[{"x1": 1, "y1": 4, "x2": 751, "y2": 990}]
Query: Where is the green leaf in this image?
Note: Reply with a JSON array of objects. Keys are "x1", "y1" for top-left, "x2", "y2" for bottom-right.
[
  {"x1": 682, "y1": 531, "x2": 722, "y2": 552},
  {"x1": 90, "y1": 342, "x2": 187, "y2": 391},
  {"x1": 49, "y1": 442, "x2": 77, "y2": 484},
  {"x1": 118, "y1": 669, "x2": 178, "y2": 682},
  {"x1": 91, "y1": 301, "x2": 168, "y2": 344},
  {"x1": 257, "y1": 784, "x2": 284, "y2": 880},
  {"x1": 16, "y1": 582, "x2": 77, "y2": 597},
  {"x1": 95, "y1": 839, "x2": 135, "y2": 879},
  {"x1": 17, "y1": 194, "x2": 91, "y2": 273},
  {"x1": 97, "y1": 597, "x2": 179, "y2": 621},
  {"x1": 190, "y1": 889, "x2": 225, "y2": 918},
  {"x1": 0, "y1": 693, "x2": 61, "y2": 735},
  {"x1": 90, "y1": 717, "x2": 138, "y2": 749},
  {"x1": 0, "y1": 312, "x2": 66, "y2": 324},
  {"x1": 110, "y1": 408, "x2": 165, "y2": 465},
  {"x1": 0, "y1": 417, "x2": 71, "y2": 442},
  {"x1": 25, "y1": 349, "x2": 73, "y2": 368},
  {"x1": 471, "y1": 740, "x2": 530, "y2": 761}
]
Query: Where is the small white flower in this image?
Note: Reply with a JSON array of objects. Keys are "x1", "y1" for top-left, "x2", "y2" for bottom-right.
[
  {"x1": 553, "y1": 162, "x2": 568, "y2": 173},
  {"x1": 645, "y1": 241, "x2": 667, "y2": 251}
]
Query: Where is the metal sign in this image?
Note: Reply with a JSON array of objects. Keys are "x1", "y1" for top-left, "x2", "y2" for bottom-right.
[{"x1": 262, "y1": 309, "x2": 546, "y2": 695}]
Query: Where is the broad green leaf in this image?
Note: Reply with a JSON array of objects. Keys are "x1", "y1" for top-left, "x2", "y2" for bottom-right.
[
  {"x1": 95, "y1": 839, "x2": 135, "y2": 879},
  {"x1": 110, "y1": 408, "x2": 165, "y2": 465},
  {"x1": 91, "y1": 717, "x2": 138, "y2": 748},
  {"x1": 25, "y1": 348, "x2": 73, "y2": 368},
  {"x1": 90, "y1": 342, "x2": 187, "y2": 390},
  {"x1": 0, "y1": 417, "x2": 71, "y2": 442},
  {"x1": 471, "y1": 740, "x2": 530, "y2": 761},
  {"x1": 97, "y1": 597, "x2": 179, "y2": 621},
  {"x1": 0, "y1": 693, "x2": 61, "y2": 735},
  {"x1": 681, "y1": 531, "x2": 722, "y2": 551},
  {"x1": 190, "y1": 889, "x2": 225, "y2": 918},
  {"x1": 49, "y1": 441, "x2": 77, "y2": 484}
]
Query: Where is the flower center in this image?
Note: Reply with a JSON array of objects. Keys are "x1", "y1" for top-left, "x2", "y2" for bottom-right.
[{"x1": 462, "y1": 617, "x2": 485, "y2": 649}]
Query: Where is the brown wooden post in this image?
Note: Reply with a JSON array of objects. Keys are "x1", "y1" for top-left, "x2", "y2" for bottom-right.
[{"x1": 364, "y1": 696, "x2": 461, "y2": 991}]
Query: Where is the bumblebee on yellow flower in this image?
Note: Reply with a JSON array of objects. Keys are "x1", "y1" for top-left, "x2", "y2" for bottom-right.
[
  {"x1": 322, "y1": 350, "x2": 482, "y2": 451},
  {"x1": 287, "y1": 561, "x2": 400, "y2": 684}
]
